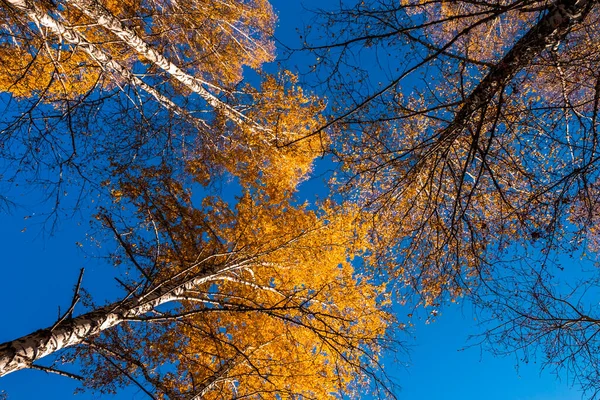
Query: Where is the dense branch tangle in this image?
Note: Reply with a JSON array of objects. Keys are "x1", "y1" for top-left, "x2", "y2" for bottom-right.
[
  {"x1": 0, "y1": 0, "x2": 327, "y2": 207},
  {"x1": 302, "y1": 0, "x2": 600, "y2": 394},
  {"x1": 0, "y1": 0, "x2": 390, "y2": 398},
  {"x1": 308, "y1": 0, "x2": 600, "y2": 304}
]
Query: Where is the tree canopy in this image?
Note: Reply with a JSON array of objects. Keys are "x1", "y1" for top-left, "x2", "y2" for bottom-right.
[
  {"x1": 0, "y1": 0, "x2": 391, "y2": 398},
  {"x1": 2, "y1": 0, "x2": 600, "y2": 398},
  {"x1": 302, "y1": 0, "x2": 600, "y2": 394}
]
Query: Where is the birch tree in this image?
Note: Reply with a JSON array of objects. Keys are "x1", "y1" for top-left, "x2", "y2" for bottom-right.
[
  {"x1": 1, "y1": 0, "x2": 274, "y2": 108},
  {"x1": 0, "y1": 0, "x2": 325, "y2": 218},
  {"x1": 0, "y1": 164, "x2": 393, "y2": 398},
  {"x1": 0, "y1": 1, "x2": 396, "y2": 397},
  {"x1": 299, "y1": 0, "x2": 600, "y2": 393}
]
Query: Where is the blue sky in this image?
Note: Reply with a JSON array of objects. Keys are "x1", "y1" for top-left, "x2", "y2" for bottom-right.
[{"x1": 0, "y1": 1, "x2": 589, "y2": 399}]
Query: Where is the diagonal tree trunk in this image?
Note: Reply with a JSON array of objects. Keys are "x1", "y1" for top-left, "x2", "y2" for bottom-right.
[
  {"x1": 62, "y1": 0, "x2": 253, "y2": 128},
  {"x1": 0, "y1": 262, "x2": 235, "y2": 377},
  {"x1": 5, "y1": 0, "x2": 207, "y2": 126},
  {"x1": 436, "y1": 0, "x2": 595, "y2": 147}
]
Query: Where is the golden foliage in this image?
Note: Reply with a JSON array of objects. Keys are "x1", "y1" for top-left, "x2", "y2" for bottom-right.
[
  {"x1": 0, "y1": 0, "x2": 275, "y2": 99},
  {"x1": 85, "y1": 167, "x2": 391, "y2": 399},
  {"x1": 319, "y1": 0, "x2": 600, "y2": 308},
  {"x1": 0, "y1": 0, "x2": 393, "y2": 397},
  {"x1": 167, "y1": 200, "x2": 389, "y2": 399},
  {"x1": 144, "y1": 0, "x2": 276, "y2": 86},
  {"x1": 0, "y1": 39, "x2": 103, "y2": 98},
  {"x1": 186, "y1": 72, "x2": 326, "y2": 199}
]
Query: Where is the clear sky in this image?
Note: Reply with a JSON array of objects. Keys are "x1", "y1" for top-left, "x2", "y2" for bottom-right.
[{"x1": 0, "y1": 1, "x2": 588, "y2": 399}]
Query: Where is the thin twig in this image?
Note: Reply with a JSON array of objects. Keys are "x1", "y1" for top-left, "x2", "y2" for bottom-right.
[{"x1": 51, "y1": 268, "x2": 84, "y2": 332}]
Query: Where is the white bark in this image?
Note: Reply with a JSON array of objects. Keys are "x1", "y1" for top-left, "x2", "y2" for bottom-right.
[
  {"x1": 63, "y1": 0, "x2": 250, "y2": 127},
  {"x1": 5, "y1": 0, "x2": 207, "y2": 125},
  {"x1": 0, "y1": 258, "x2": 249, "y2": 377}
]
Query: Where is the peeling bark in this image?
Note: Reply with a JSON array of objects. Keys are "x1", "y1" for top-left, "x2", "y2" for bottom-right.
[
  {"x1": 0, "y1": 305, "x2": 122, "y2": 377},
  {"x1": 0, "y1": 263, "x2": 235, "y2": 377}
]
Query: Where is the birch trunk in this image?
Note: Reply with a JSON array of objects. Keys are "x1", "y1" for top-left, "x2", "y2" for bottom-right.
[
  {"x1": 5, "y1": 0, "x2": 203, "y2": 124},
  {"x1": 0, "y1": 268, "x2": 223, "y2": 377},
  {"x1": 63, "y1": 0, "x2": 250, "y2": 127}
]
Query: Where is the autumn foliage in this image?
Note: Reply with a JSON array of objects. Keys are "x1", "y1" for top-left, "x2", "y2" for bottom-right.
[
  {"x1": 0, "y1": 0, "x2": 391, "y2": 398},
  {"x1": 307, "y1": 0, "x2": 598, "y2": 304},
  {"x1": 3, "y1": 0, "x2": 600, "y2": 397},
  {"x1": 76, "y1": 167, "x2": 391, "y2": 398},
  {"x1": 306, "y1": 0, "x2": 600, "y2": 393},
  {"x1": 0, "y1": 0, "x2": 275, "y2": 97}
]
